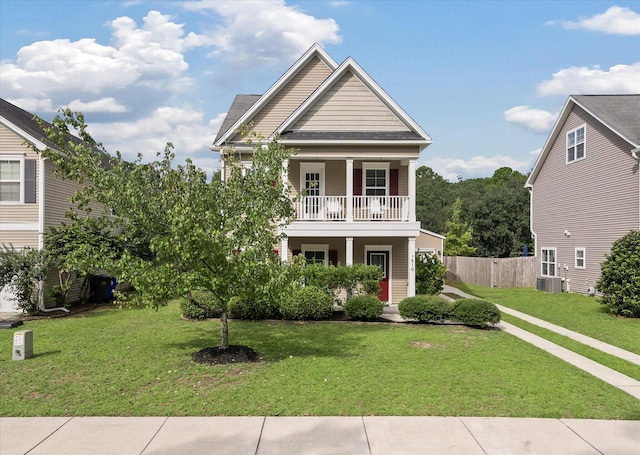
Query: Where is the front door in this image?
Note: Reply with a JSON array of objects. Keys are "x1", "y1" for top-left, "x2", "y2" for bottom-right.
[
  {"x1": 301, "y1": 164, "x2": 324, "y2": 220},
  {"x1": 367, "y1": 251, "x2": 389, "y2": 303}
]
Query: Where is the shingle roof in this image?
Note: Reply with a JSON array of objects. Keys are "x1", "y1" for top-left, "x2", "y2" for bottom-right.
[
  {"x1": 0, "y1": 98, "x2": 57, "y2": 149},
  {"x1": 279, "y1": 131, "x2": 425, "y2": 141},
  {"x1": 213, "y1": 94, "x2": 262, "y2": 144},
  {"x1": 573, "y1": 95, "x2": 640, "y2": 144}
]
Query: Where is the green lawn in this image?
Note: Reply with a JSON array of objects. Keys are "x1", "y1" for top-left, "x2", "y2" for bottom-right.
[
  {"x1": 457, "y1": 284, "x2": 640, "y2": 355},
  {"x1": 1, "y1": 303, "x2": 638, "y2": 418}
]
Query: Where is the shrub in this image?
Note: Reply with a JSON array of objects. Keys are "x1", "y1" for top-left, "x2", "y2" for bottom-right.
[
  {"x1": 280, "y1": 285, "x2": 334, "y2": 320},
  {"x1": 344, "y1": 294, "x2": 385, "y2": 320},
  {"x1": 179, "y1": 290, "x2": 222, "y2": 320},
  {"x1": 451, "y1": 298, "x2": 501, "y2": 328},
  {"x1": 300, "y1": 263, "x2": 382, "y2": 304},
  {"x1": 228, "y1": 296, "x2": 280, "y2": 320},
  {"x1": 415, "y1": 252, "x2": 446, "y2": 295},
  {"x1": 0, "y1": 245, "x2": 49, "y2": 315},
  {"x1": 597, "y1": 230, "x2": 640, "y2": 318},
  {"x1": 398, "y1": 295, "x2": 452, "y2": 322}
]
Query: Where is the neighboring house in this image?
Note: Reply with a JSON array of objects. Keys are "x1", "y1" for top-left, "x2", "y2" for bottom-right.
[
  {"x1": 416, "y1": 229, "x2": 445, "y2": 260},
  {"x1": 0, "y1": 98, "x2": 88, "y2": 312},
  {"x1": 525, "y1": 94, "x2": 640, "y2": 295},
  {"x1": 212, "y1": 43, "x2": 434, "y2": 304}
]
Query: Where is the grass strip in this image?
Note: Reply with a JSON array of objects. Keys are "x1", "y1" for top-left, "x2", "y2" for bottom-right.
[{"x1": 500, "y1": 313, "x2": 640, "y2": 382}]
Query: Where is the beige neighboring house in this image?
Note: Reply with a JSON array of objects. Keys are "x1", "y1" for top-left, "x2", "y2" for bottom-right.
[
  {"x1": 212, "y1": 43, "x2": 435, "y2": 304},
  {"x1": 0, "y1": 98, "x2": 90, "y2": 312},
  {"x1": 525, "y1": 94, "x2": 640, "y2": 295},
  {"x1": 416, "y1": 229, "x2": 445, "y2": 260}
]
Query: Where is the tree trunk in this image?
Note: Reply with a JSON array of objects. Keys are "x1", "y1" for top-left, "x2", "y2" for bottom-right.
[{"x1": 219, "y1": 303, "x2": 229, "y2": 349}]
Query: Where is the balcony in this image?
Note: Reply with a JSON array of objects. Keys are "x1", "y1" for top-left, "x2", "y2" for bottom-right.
[{"x1": 293, "y1": 196, "x2": 411, "y2": 222}]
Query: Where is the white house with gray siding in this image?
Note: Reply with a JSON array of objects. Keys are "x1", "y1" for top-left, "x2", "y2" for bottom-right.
[
  {"x1": 0, "y1": 98, "x2": 91, "y2": 312},
  {"x1": 212, "y1": 43, "x2": 436, "y2": 304},
  {"x1": 526, "y1": 94, "x2": 640, "y2": 295}
]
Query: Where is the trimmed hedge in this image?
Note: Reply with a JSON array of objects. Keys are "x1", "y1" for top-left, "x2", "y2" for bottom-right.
[
  {"x1": 228, "y1": 296, "x2": 280, "y2": 320},
  {"x1": 452, "y1": 298, "x2": 501, "y2": 327},
  {"x1": 280, "y1": 285, "x2": 334, "y2": 320},
  {"x1": 179, "y1": 290, "x2": 222, "y2": 320},
  {"x1": 344, "y1": 294, "x2": 385, "y2": 320},
  {"x1": 398, "y1": 295, "x2": 452, "y2": 322}
]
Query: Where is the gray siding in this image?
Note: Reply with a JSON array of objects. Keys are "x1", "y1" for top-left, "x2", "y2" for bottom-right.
[{"x1": 532, "y1": 105, "x2": 640, "y2": 294}]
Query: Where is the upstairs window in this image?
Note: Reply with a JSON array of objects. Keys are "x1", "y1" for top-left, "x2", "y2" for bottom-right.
[
  {"x1": 0, "y1": 159, "x2": 21, "y2": 202},
  {"x1": 362, "y1": 162, "x2": 390, "y2": 197},
  {"x1": 567, "y1": 125, "x2": 585, "y2": 163}
]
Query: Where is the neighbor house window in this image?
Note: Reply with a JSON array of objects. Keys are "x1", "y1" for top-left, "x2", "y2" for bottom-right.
[
  {"x1": 575, "y1": 247, "x2": 586, "y2": 269},
  {"x1": 567, "y1": 125, "x2": 585, "y2": 163},
  {"x1": 541, "y1": 247, "x2": 556, "y2": 276},
  {"x1": 301, "y1": 244, "x2": 328, "y2": 266},
  {"x1": 0, "y1": 158, "x2": 22, "y2": 203}
]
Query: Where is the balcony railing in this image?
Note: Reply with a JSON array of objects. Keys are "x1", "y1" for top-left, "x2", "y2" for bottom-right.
[{"x1": 294, "y1": 196, "x2": 411, "y2": 222}]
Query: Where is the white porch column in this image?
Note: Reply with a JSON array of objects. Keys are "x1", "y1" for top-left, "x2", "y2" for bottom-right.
[
  {"x1": 281, "y1": 159, "x2": 289, "y2": 192},
  {"x1": 280, "y1": 237, "x2": 289, "y2": 262},
  {"x1": 346, "y1": 159, "x2": 353, "y2": 222},
  {"x1": 346, "y1": 237, "x2": 354, "y2": 266},
  {"x1": 408, "y1": 237, "x2": 416, "y2": 297},
  {"x1": 408, "y1": 159, "x2": 416, "y2": 223}
]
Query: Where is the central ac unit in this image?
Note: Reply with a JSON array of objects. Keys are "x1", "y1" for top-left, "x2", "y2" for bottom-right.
[{"x1": 536, "y1": 277, "x2": 563, "y2": 293}]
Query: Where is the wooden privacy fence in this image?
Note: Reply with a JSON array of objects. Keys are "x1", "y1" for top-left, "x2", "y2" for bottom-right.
[{"x1": 443, "y1": 256, "x2": 538, "y2": 288}]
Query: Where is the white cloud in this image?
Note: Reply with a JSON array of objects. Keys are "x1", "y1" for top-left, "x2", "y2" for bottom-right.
[
  {"x1": 67, "y1": 98, "x2": 129, "y2": 113},
  {"x1": 504, "y1": 106, "x2": 558, "y2": 134},
  {"x1": 418, "y1": 155, "x2": 533, "y2": 182},
  {"x1": 547, "y1": 6, "x2": 640, "y2": 36},
  {"x1": 5, "y1": 97, "x2": 55, "y2": 113},
  {"x1": 537, "y1": 62, "x2": 640, "y2": 96},
  {"x1": 183, "y1": 0, "x2": 341, "y2": 67}
]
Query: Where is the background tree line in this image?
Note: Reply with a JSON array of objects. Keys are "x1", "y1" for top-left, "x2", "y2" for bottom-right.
[{"x1": 416, "y1": 166, "x2": 532, "y2": 258}]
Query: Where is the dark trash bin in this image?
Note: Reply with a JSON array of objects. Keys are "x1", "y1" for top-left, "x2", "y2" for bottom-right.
[{"x1": 91, "y1": 274, "x2": 112, "y2": 303}]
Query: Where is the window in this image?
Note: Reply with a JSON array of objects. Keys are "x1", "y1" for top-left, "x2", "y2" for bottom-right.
[
  {"x1": 363, "y1": 163, "x2": 389, "y2": 196},
  {"x1": 301, "y1": 244, "x2": 328, "y2": 266},
  {"x1": 541, "y1": 247, "x2": 556, "y2": 276},
  {"x1": 0, "y1": 159, "x2": 21, "y2": 202},
  {"x1": 575, "y1": 248, "x2": 586, "y2": 269},
  {"x1": 567, "y1": 125, "x2": 585, "y2": 163}
]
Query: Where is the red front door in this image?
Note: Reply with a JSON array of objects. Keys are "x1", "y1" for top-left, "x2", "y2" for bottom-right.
[{"x1": 368, "y1": 251, "x2": 389, "y2": 302}]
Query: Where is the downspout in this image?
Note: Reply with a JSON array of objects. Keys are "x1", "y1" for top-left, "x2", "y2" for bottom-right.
[
  {"x1": 527, "y1": 187, "x2": 537, "y2": 258},
  {"x1": 38, "y1": 156, "x2": 69, "y2": 313},
  {"x1": 633, "y1": 147, "x2": 640, "y2": 229}
]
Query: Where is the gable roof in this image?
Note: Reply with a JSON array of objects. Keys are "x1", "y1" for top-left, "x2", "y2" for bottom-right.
[
  {"x1": 526, "y1": 94, "x2": 640, "y2": 187},
  {"x1": 0, "y1": 98, "x2": 52, "y2": 150},
  {"x1": 212, "y1": 43, "x2": 338, "y2": 147},
  {"x1": 276, "y1": 57, "x2": 432, "y2": 148},
  {"x1": 213, "y1": 94, "x2": 261, "y2": 143}
]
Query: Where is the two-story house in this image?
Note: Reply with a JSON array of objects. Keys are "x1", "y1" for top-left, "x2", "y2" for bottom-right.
[
  {"x1": 212, "y1": 44, "x2": 433, "y2": 304},
  {"x1": 0, "y1": 98, "x2": 90, "y2": 312},
  {"x1": 525, "y1": 94, "x2": 640, "y2": 294}
]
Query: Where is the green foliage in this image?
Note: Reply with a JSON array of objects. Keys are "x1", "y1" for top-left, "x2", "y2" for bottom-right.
[
  {"x1": 301, "y1": 262, "x2": 382, "y2": 304},
  {"x1": 597, "y1": 230, "x2": 640, "y2": 318},
  {"x1": 398, "y1": 295, "x2": 452, "y2": 322},
  {"x1": 451, "y1": 298, "x2": 501, "y2": 327},
  {"x1": 343, "y1": 294, "x2": 385, "y2": 320},
  {"x1": 415, "y1": 166, "x2": 453, "y2": 234},
  {"x1": 444, "y1": 198, "x2": 476, "y2": 256},
  {"x1": 179, "y1": 290, "x2": 223, "y2": 320},
  {"x1": 0, "y1": 245, "x2": 49, "y2": 314},
  {"x1": 415, "y1": 252, "x2": 446, "y2": 295},
  {"x1": 279, "y1": 285, "x2": 334, "y2": 320},
  {"x1": 31, "y1": 110, "x2": 297, "y2": 348}
]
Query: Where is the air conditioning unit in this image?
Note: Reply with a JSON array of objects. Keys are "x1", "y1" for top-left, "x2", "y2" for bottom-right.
[{"x1": 536, "y1": 277, "x2": 563, "y2": 293}]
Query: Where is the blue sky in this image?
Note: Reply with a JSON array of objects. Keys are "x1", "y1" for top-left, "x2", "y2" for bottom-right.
[{"x1": 1, "y1": 0, "x2": 639, "y2": 181}]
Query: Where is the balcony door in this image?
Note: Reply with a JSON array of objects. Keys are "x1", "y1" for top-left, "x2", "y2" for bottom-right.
[{"x1": 300, "y1": 163, "x2": 324, "y2": 220}]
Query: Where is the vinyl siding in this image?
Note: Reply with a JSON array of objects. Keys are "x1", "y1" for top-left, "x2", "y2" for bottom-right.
[
  {"x1": 44, "y1": 159, "x2": 83, "y2": 226},
  {"x1": 532, "y1": 105, "x2": 640, "y2": 294},
  {"x1": 295, "y1": 146, "x2": 421, "y2": 160},
  {"x1": 0, "y1": 230, "x2": 39, "y2": 248},
  {"x1": 232, "y1": 56, "x2": 333, "y2": 140},
  {"x1": 294, "y1": 71, "x2": 407, "y2": 131},
  {"x1": 0, "y1": 123, "x2": 40, "y2": 223}
]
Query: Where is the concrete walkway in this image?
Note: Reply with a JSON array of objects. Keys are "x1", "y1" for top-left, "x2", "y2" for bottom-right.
[{"x1": 1, "y1": 416, "x2": 639, "y2": 455}]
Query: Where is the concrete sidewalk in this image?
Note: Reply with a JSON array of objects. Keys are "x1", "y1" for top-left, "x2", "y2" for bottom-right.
[{"x1": 2, "y1": 416, "x2": 639, "y2": 455}]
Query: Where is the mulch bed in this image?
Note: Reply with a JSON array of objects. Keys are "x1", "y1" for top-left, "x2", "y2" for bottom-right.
[{"x1": 192, "y1": 345, "x2": 259, "y2": 365}]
